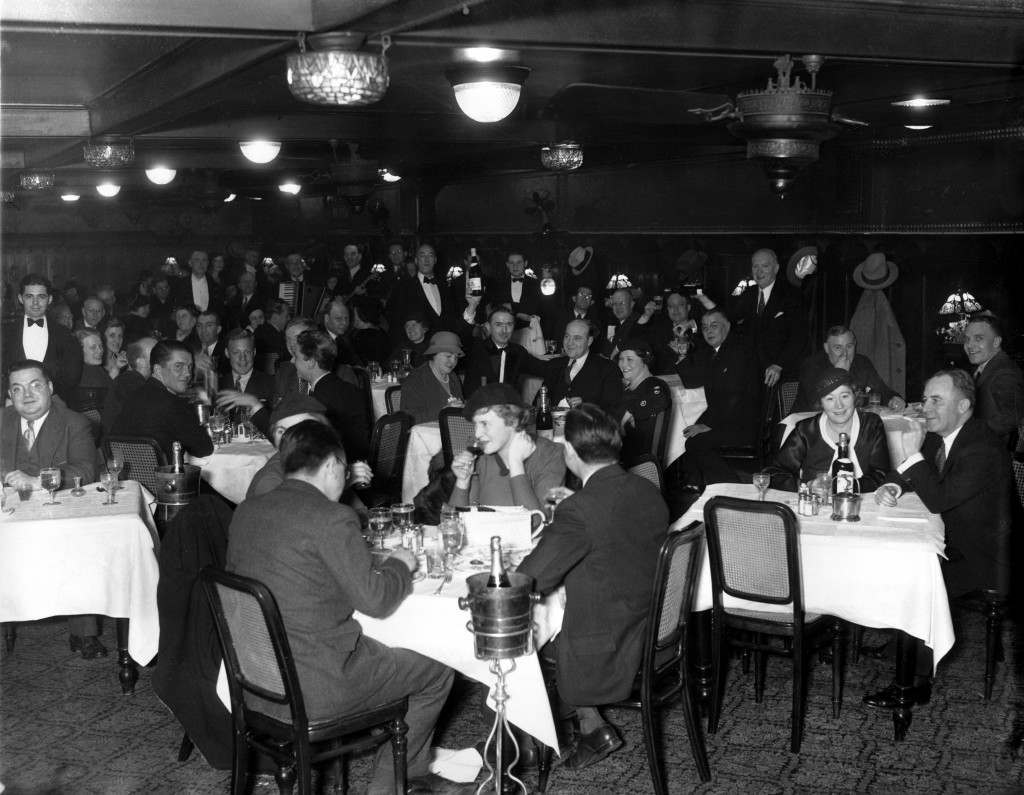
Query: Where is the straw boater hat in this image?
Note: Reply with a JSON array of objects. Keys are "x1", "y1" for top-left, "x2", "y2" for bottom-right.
[
  {"x1": 567, "y1": 246, "x2": 594, "y2": 274},
  {"x1": 853, "y1": 252, "x2": 899, "y2": 290},
  {"x1": 786, "y1": 246, "x2": 818, "y2": 287}
]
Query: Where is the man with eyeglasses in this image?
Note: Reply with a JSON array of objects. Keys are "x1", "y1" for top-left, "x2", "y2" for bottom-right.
[
  {"x1": 1, "y1": 273, "x2": 82, "y2": 401},
  {"x1": 1, "y1": 359, "x2": 102, "y2": 657},
  {"x1": 112, "y1": 341, "x2": 213, "y2": 459}
]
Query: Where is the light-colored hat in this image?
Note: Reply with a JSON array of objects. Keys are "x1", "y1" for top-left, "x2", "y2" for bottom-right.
[
  {"x1": 567, "y1": 246, "x2": 594, "y2": 273},
  {"x1": 423, "y1": 331, "x2": 464, "y2": 357},
  {"x1": 853, "y1": 252, "x2": 899, "y2": 290},
  {"x1": 786, "y1": 246, "x2": 818, "y2": 287}
]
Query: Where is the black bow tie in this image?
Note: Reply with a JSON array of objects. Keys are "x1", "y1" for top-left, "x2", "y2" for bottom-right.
[
  {"x1": 27, "y1": 318, "x2": 43, "y2": 327},
  {"x1": 511, "y1": 277, "x2": 524, "y2": 283},
  {"x1": 422, "y1": 277, "x2": 436, "y2": 285}
]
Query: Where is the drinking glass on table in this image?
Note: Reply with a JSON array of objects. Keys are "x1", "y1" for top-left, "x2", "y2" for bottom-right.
[
  {"x1": 40, "y1": 467, "x2": 61, "y2": 506},
  {"x1": 752, "y1": 471, "x2": 771, "y2": 501},
  {"x1": 106, "y1": 452, "x2": 124, "y2": 490},
  {"x1": 369, "y1": 508, "x2": 391, "y2": 550},
  {"x1": 100, "y1": 471, "x2": 118, "y2": 504}
]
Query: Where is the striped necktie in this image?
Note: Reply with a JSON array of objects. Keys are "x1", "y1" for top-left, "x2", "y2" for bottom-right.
[{"x1": 24, "y1": 419, "x2": 35, "y2": 449}]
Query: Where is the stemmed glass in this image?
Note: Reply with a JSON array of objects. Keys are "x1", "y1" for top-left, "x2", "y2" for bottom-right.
[
  {"x1": 440, "y1": 517, "x2": 463, "y2": 572},
  {"x1": 369, "y1": 508, "x2": 391, "y2": 550},
  {"x1": 752, "y1": 471, "x2": 771, "y2": 501},
  {"x1": 106, "y1": 452, "x2": 124, "y2": 491},
  {"x1": 100, "y1": 471, "x2": 118, "y2": 504},
  {"x1": 40, "y1": 467, "x2": 62, "y2": 505},
  {"x1": 71, "y1": 476, "x2": 86, "y2": 497}
]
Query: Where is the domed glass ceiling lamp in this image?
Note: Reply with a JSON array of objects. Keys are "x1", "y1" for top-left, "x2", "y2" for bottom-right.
[{"x1": 287, "y1": 32, "x2": 390, "y2": 106}]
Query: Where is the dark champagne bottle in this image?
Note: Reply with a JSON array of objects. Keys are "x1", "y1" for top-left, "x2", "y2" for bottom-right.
[
  {"x1": 536, "y1": 385, "x2": 552, "y2": 431},
  {"x1": 467, "y1": 247, "x2": 483, "y2": 296},
  {"x1": 831, "y1": 432, "x2": 855, "y2": 495},
  {"x1": 486, "y1": 536, "x2": 511, "y2": 588}
]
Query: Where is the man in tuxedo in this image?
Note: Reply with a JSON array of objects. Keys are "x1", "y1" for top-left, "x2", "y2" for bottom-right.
[
  {"x1": 225, "y1": 270, "x2": 263, "y2": 330},
  {"x1": 214, "y1": 329, "x2": 277, "y2": 437},
  {"x1": 293, "y1": 329, "x2": 370, "y2": 460},
  {"x1": 870, "y1": 368, "x2": 1012, "y2": 707},
  {"x1": 963, "y1": 314, "x2": 1024, "y2": 448},
  {"x1": 489, "y1": 250, "x2": 542, "y2": 329},
  {"x1": 675, "y1": 308, "x2": 760, "y2": 487},
  {"x1": 277, "y1": 252, "x2": 325, "y2": 319},
  {"x1": 460, "y1": 306, "x2": 548, "y2": 398},
  {"x1": 174, "y1": 250, "x2": 222, "y2": 315},
  {"x1": 541, "y1": 319, "x2": 622, "y2": 412},
  {"x1": 729, "y1": 248, "x2": 805, "y2": 387},
  {"x1": 2, "y1": 273, "x2": 82, "y2": 401},
  {"x1": 518, "y1": 404, "x2": 667, "y2": 769},
  {"x1": 113, "y1": 341, "x2": 213, "y2": 459},
  {"x1": 2, "y1": 359, "x2": 103, "y2": 658},
  {"x1": 388, "y1": 243, "x2": 459, "y2": 338}
]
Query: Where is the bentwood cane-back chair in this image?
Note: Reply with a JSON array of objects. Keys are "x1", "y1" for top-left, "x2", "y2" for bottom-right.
[
  {"x1": 102, "y1": 435, "x2": 167, "y2": 496},
  {"x1": 439, "y1": 406, "x2": 475, "y2": 467},
  {"x1": 200, "y1": 568, "x2": 409, "y2": 795},
  {"x1": 703, "y1": 496, "x2": 844, "y2": 753}
]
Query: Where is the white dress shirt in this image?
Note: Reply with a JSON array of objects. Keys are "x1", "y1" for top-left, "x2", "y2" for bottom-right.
[
  {"x1": 22, "y1": 316, "x2": 48, "y2": 361},
  {"x1": 191, "y1": 275, "x2": 210, "y2": 312},
  {"x1": 420, "y1": 273, "x2": 442, "y2": 316}
]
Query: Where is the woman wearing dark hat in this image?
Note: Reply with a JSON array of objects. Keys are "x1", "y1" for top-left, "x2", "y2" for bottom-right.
[
  {"x1": 765, "y1": 366, "x2": 891, "y2": 492},
  {"x1": 616, "y1": 339, "x2": 672, "y2": 467},
  {"x1": 450, "y1": 382, "x2": 566, "y2": 509},
  {"x1": 400, "y1": 331, "x2": 466, "y2": 423}
]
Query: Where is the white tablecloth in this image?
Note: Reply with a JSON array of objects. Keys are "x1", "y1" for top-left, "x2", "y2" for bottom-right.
[
  {"x1": 779, "y1": 409, "x2": 927, "y2": 467},
  {"x1": 371, "y1": 380, "x2": 394, "y2": 420},
  {"x1": 671, "y1": 483, "x2": 954, "y2": 669},
  {"x1": 402, "y1": 422, "x2": 443, "y2": 503},
  {"x1": 0, "y1": 480, "x2": 161, "y2": 664},
  {"x1": 356, "y1": 570, "x2": 560, "y2": 752},
  {"x1": 189, "y1": 440, "x2": 276, "y2": 504},
  {"x1": 661, "y1": 376, "x2": 707, "y2": 465}
]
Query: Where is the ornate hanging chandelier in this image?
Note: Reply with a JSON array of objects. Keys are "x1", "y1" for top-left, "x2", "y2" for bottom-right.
[
  {"x1": 540, "y1": 142, "x2": 583, "y2": 171},
  {"x1": 20, "y1": 173, "x2": 54, "y2": 190},
  {"x1": 287, "y1": 32, "x2": 390, "y2": 107},
  {"x1": 83, "y1": 140, "x2": 135, "y2": 168}
]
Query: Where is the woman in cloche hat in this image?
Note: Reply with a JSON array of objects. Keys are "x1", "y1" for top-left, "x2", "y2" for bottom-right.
[{"x1": 400, "y1": 331, "x2": 465, "y2": 424}]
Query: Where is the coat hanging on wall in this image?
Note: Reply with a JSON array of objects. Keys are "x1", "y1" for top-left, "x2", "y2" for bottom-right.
[{"x1": 849, "y1": 253, "x2": 906, "y2": 397}]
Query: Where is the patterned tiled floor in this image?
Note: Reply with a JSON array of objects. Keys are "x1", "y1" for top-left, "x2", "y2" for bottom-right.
[{"x1": 1, "y1": 609, "x2": 1022, "y2": 794}]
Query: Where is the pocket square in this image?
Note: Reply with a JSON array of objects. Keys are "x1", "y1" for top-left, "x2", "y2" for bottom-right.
[{"x1": 773, "y1": 311, "x2": 785, "y2": 318}]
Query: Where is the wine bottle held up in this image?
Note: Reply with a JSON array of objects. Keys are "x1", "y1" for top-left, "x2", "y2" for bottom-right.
[
  {"x1": 831, "y1": 432, "x2": 855, "y2": 495},
  {"x1": 467, "y1": 247, "x2": 483, "y2": 297},
  {"x1": 486, "y1": 536, "x2": 511, "y2": 588}
]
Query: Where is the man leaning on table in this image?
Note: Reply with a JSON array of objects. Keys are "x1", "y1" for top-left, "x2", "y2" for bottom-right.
[
  {"x1": 1, "y1": 359, "x2": 105, "y2": 658},
  {"x1": 870, "y1": 368, "x2": 1012, "y2": 708},
  {"x1": 227, "y1": 420, "x2": 457, "y2": 794},
  {"x1": 517, "y1": 403, "x2": 667, "y2": 769}
]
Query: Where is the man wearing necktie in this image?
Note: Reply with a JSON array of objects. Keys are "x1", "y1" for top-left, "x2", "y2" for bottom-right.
[
  {"x1": 872, "y1": 369, "x2": 1012, "y2": 708},
  {"x1": 1, "y1": 359, "x2": 101, "y2": 657},
  {"x1": 1, "y1": 273, "x2": 82, "y2": 401},
  {"x1": 214, "y1": 329, "x2": 277, "y2": 436},
  {"x1": 540, "y1": 319, "x2": 622, "y2": 412},
  {"x1": 962, "y1": 314, "x2": 1024, "y2": 449}
]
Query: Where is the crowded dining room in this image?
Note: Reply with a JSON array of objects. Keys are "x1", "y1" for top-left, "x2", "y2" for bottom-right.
[{"x1": 3, "y1": 0, "x2": 1024, "y2": 792}]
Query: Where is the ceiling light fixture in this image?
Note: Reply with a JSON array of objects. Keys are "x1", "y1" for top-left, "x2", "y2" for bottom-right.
[
  {"x1": 60, "y1": 192, "x2": 80, "y2": 202},
  {"x1": 287, "y1": 32, "x2": 390, "y2": 106},
  {"x1": 446, "y1": 55, "x2": 530, "y2": 123},
  {"x1": 83, "y1": 139, "x2": 134, "y2": 168},
  {"x1": 541, "y1": 141, "x2": 583, "y2": 171},
  {"x1": 224, "y1": 193, "x2": 237, "y2": 203},
  {"x1": 239, "y1": 140, "x2": 282, "y2": 164},
  {"x1": 905, "y1": 125, "x2": 933, "y2": 131},
  {"x1": 891, "y1": 96, "x2": 950, "y2": 108},
  {"x1": 145, "y1": 166, "x2": 176, "y2": 185},
  {"x1": 278, "y1": 181, "x2": 301, "y2": 195},
  {"x1": 378, "y1": 168, "x2": 401, "y2": 183},
  {"x1": 20, "y1": 173, "x2": 54, "y2": 190},
  {"x1": 95, "y1": 182, "x2": 121, "y2": 198}
]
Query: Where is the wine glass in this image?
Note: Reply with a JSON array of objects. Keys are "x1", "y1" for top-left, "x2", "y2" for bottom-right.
[
  {"x1": 752, "y1": 471, "x2": 771, "y2": 501},
  {"x1": 369, "y1": 508, "x2": 391, "y2": 550},
  {"x1": 441, "y1": 520, "x2": 463, "y2": 572},
  {"x1": 40, "y1": 467, "x2": 61, "y2": 506},
  {"x1": 106, "y1": 452, "x2": 124, "y2": 491},
  {"x1": 100, "y1": 471, "x2": 118, "y2": 504},
  {"x1": 71, "y1": 476, "x2": 86, "y2": 497}
]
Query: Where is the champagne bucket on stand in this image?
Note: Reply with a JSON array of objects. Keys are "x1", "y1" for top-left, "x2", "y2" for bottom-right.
[
  {"x1": 459, "y1": 572, "x2": 539, "y2": 660},
  {"x1": 154, "y1": 464, "x2": 201, "y2": 506}
]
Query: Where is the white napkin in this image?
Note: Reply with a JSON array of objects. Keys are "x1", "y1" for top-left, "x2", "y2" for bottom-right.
[{"x1": 429, "y1": 747, "x2": 483, "y2": 783}]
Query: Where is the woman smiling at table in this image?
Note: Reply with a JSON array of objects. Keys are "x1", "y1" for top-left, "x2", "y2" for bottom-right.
[
  {"x1": 766, "y1": 366, "x2": 891, "y2": 492},
  {"x1": 400, "y1": 331, "x2": 465, "y2": 424},
  {"x1": 615, "y1": 339, "x2": 671, "y2": 467}
]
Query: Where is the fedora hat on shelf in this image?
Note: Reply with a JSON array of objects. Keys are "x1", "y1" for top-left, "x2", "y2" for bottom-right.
[
  {"x1": 567, "y1": 246, "x2": 594, "y2": 273},
  {"x1": 853, "y1": 252, "x2": 899, "y2": 290},
  {"x1": 786, "y1": 246, "x2": 819, "y2": 287}
]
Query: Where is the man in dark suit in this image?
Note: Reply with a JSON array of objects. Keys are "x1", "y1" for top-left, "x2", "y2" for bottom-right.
[
  {"x1": 336, "y1": 242, "x2": 373, "y2": 298},
  {"x1": 729, "y1": 248, "x2": 805, "y2": 387},
  {"x1": 112, "y1": 341, "x2": 214, "y2": 459},
  {"x1": 518, "y1": 404, "x2": 667, "y2": 769},
  {"x1": 214, "y1": 329, "x2": 277, "y2": 437},
  {"x1": 601, "y1": 288, "x2": 646, "y2": 359},
  {"x1": 2, "y1": 273, "x2": 83, "y2": 401},
  {"x1": 488, "y1": 250, "x2": 542, "y2": 330},
  {"x1": 224, "y1": 269, "x2": 263, "y2": 330},
  {"x1": 541, "y1": 319, "x2": 623, "y2": 413},
  {"x1": 76, "y1": 295, "x2": 107, "y2": 333},
  {"x1": 870, "y1": 368, "x2": 1012, "y2": 707},
  {"x1": 460, "y1": 306, "x2": 548, "y2": 398},
  {"x1": 676, "y1": 308, "x2": 760, "y2": 487},
  {"x1": 277, "y1": 252, "x2": 326, "y2": 319},
  {"x1": 191, "y1": 309, "x2": 230, "y2": 381},
  {"x1": 173, "y1": 250, "x2": 222, "y2": 316},
  {"x1": 387, "y1": 243, "x2": 460, "y2": 338},
  {"x1": 226, "y1": 420, "x2": 454, "y2": 793},
  {"x1": 102, "y1": 336, "x2": 157, "y2": 433},
  {"x1": 963, "y1": 314, "x2": 1024, "y2": 448},
  {"x1": 293, "y1": 329, "x2": 370, "y2": 460},
  {"x1": 2, "y1": 359, "x2": 102, "y2": 657}
]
